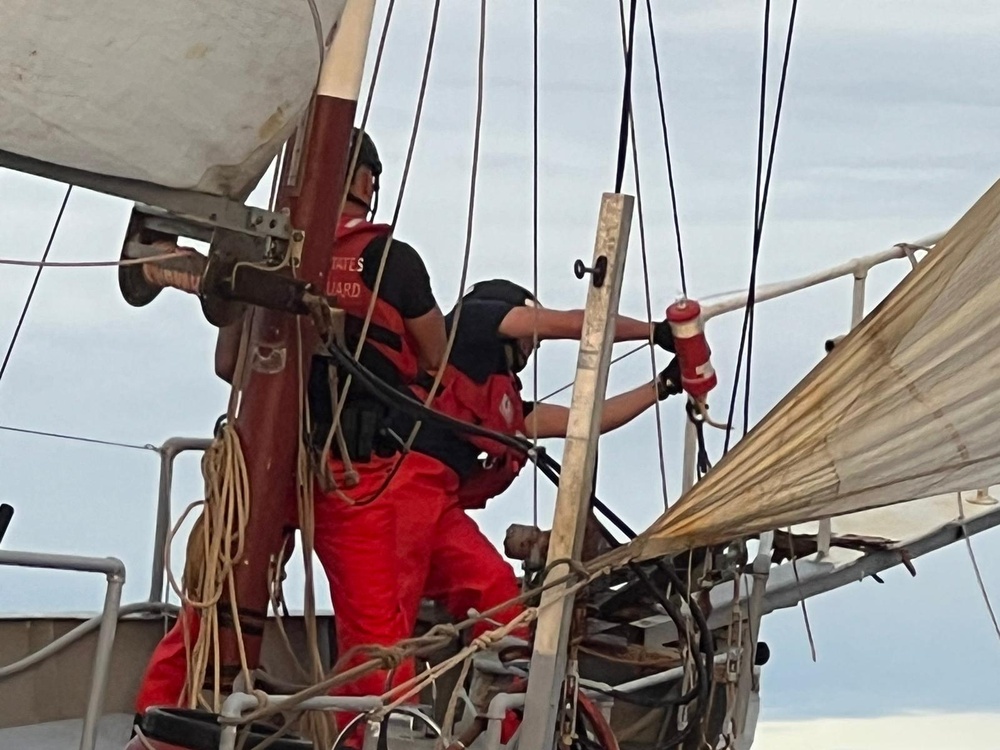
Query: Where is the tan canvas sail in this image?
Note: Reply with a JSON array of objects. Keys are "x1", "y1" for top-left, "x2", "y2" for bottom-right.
[
  {"x1": 0, "y1": 0, "x2": 347, "y2": 198},
  {"x1": 606, "y1": 176, "x2": 1000, "y2": 565}
]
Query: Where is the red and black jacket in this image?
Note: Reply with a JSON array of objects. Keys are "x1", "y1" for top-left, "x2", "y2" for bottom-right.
[{"x1": 327, "y1": 216, "x2": 424, "y2": 389}]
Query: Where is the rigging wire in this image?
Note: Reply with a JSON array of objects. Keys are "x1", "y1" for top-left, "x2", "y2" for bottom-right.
[
  {"x1": 743, "y1": 0, "x2": 799, "y2": 440},
  {"x1": 788, "y1": 529, "x2": 818, "y2": 662},
  {"x1": 305, "y1": 0, "x2": 326, "y2": 72},
  {"x1": 958, "y1": 496, "x2": 1000, "y2": 644},
  {"x1": 723, "y1": 0, "x2": 771, "y2": 452},
  {"x1": 537, "y1": 344, "x2": 645, "y2": 403},
  {"x1": 617, "y1": 0, "x2": 670, "y2": 510},
  {"x1": 329, "y1": 0, "x2": 396, "y2": 227},
  {"x1": 0, "y1": 185, "x2": 72, "y2": 388},
  {"x1": 723, "y1": 0, "x2": 799, "y2": 452},
  {"x1": 531, "y1": 0, "x2": 541, "y2": 530},
  {"x1": 0, "y1": 424, "x2": 157, "y2": 452},
  {"x1": 643, "y1": 0, "x2": 687, "y2": 297},
  {"x1": 965, "y1": 533, "x2": 1000, "y2": 643},
  {"x1": 614, "y1": 0, "x2": 638, "y2": 193},
  {"x1": 0, "y1": 251, "x2": 197, "y2": 269}
]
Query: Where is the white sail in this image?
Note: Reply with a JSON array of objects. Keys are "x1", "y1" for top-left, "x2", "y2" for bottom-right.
[
  {"x1": 794, "y1": 488, "x2": 998, "y2": 547},
  {"x1": 0, "y1": 0, "x2": 347, "y2": 198},
  {"x1": 607, "y1": 175, "x2": 1000, "y2": 564}
]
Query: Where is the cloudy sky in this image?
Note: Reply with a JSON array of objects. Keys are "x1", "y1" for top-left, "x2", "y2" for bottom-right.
[{"x1": 1, "y1": 1, "x2": 999, "y2": 747}]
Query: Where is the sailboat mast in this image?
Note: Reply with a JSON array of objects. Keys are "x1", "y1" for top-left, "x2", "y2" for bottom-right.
[
  {"x1": 214, "y1": 0, "x2": 377, "y2": 685},
  {"x1": 520, "y1": 193, "x2": 634, "y2": 750}
]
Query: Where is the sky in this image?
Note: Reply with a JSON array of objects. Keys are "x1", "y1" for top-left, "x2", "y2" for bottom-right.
[{"x1": 1, "y1": 1, "x2": 999, "y2": 747}]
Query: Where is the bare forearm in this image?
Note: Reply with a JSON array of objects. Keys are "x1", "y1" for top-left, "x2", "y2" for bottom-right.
[
  {"x1": 525, "y1": 382, "x2": 658, "y2": 439},
  {"x1": 599, "y1": 381, "x2": 657, "y2": 433},
  {"x1": 613, "y1": 314, "x2": 654, "y2": 343},
  {"x1": 500, "y1": 307, "x2": 652, "y2": 343}
]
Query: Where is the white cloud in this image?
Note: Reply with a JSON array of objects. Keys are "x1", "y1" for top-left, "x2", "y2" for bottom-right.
[{"x1": 756, "y1": 712, "x2": 1000, "y2": 750}]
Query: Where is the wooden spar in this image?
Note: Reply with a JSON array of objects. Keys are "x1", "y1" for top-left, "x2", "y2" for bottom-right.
[
  {"x1": 519, "y1": 193, "x2": 634, "y2": 750},
  {"x1": 214, "y1": 0, "x2": 377, "y2": 684}
]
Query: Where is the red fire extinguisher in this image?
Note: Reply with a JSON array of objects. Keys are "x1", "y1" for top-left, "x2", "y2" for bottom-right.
[{"x1": 666, "y1": 298, "x2": 717, "y2": 399}]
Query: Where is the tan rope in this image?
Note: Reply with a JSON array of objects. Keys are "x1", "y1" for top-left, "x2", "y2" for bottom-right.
[
  {"x1": 131, "y1": 726, "x2": 159, "y2": 750},
  {"x1": 176, "y1": 424, "x2": 253, "y2": 710},
  {"x1": 267, "y1": 535, "x2": 312, "y2": 683},
  {"x1": 439, "y1": 652, "x2": 473, "y2": 744},
  {"x1": 293, "y1": 312, "x2": 336, "y2": 749},
  {"x1": 377, "y1": 609, "x2": 535, "y2": 715},
  {"x1": 229, "y1": 563, "x2": 606, "y2": 727},
  {"x1": 166, "y1": 314, "x2": 255, "y2": 712}
]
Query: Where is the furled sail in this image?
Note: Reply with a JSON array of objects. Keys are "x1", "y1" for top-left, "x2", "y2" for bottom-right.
[
  {"x1": 607, "y1": 176, "x2": 1000, "y2": 565},
  {"x1": 0, "y1": 0, "x2": 347, "y2": 199}
]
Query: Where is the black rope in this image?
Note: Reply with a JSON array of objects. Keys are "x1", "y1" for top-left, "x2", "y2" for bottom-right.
[
  {"x1": 0, "y1": 186, "x2": 72, "y2": 389},
  {"x1": 530, "y1": 450, "x2": 712, "y2": 741},
  {"x1": 744, "y1": 0, "x2": 799, "y2": 439},
  {"x1": 614, "y1": 0, "x2": 638, "y2": 193},
  {"x1": 723, "y1": 0, "x2": 771, "y2": 452},
  {"x1": 644, "y1": 0, "x2": 687, "y2": 296},
  {"x1": 724, "y1": 0, "x2": 798, "y2": 451},
  {"x1": 324, "y1": 343, "x2": 533, "y2": 455}
]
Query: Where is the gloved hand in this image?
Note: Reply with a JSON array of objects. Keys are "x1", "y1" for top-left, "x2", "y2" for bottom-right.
[
  {"x1": 656, "y1": 357, "x2": 683, "y2": 400},
  {"x1": 652, "y1": 319, "x2": 676, "y2": 352}
]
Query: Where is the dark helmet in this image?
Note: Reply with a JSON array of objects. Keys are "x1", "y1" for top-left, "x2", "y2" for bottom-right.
[
  {"x1": 464, "y1": 279, "x2": 541, "y2": 373},
  {"x1": 347, "y1": 127, "x2": 382, "y2": 216},
  {"x1": 349, "y1": 127, "x2": 382, "y2": 179},
  {"x1": 464, "y1": 279, "x2": 540, "y2": 308}
]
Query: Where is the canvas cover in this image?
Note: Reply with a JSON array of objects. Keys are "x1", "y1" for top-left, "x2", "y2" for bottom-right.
[
  {"x1": 605, "y1": 176, "x2": 1000, "y2": 565},
  {"x1": 0, "y1": 0, "x2": 347, "y2": 198}
]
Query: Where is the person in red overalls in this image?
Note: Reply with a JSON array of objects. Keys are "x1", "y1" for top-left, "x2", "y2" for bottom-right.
[
  {"x1": 307, "y1": 128, "x2": 452, "y2": 739},
  {"x1": 132, "y1": 129, "x2": 449, "y2": 742},
  {"x1": 373, "y1": 280, "x2": 682, "y2": 740},
  {"x1": 391, "y1": 279, "x2": 682, "y2": 627}
]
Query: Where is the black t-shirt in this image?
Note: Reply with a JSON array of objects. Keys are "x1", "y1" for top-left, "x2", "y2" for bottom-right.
[
  {"x1": 347, "y1": 236, "x2": 437, "y2": 387},
  {"x1": 359, "y1": 236, "x2": 436, "y2": 320},
  {"x1": 397, "y1": 299, "x2": 535, "y2": 478}
]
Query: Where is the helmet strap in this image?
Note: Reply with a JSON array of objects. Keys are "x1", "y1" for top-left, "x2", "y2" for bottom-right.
[
  {"x1": 346, "y1": 175, "x2": 380, "y2": 220},
  {"x1": 504, "y1": 341, "x2": 528, "y2": 374}
]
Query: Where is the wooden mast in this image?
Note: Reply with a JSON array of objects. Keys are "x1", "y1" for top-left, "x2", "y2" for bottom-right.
[
  {"x1": 519, "y1": 192, "x2": 634, "y2": 750},
  {"x1": 214, "y1": 0, "x2": 378, "y2": 685}
]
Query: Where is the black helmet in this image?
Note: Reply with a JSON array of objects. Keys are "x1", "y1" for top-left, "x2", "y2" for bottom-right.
[
  {"x1": 464, "y1": 279, "x2": 539, "y2": 308},
  {"x1": 349, "y1": 127, "x2": 382, "y2": 178},
  {"x1": 347, "y1": 127, "x2": 382, "y2": 217},
  {"x1": 464, "y1": 279, "x2": 541, "y2": 374}
]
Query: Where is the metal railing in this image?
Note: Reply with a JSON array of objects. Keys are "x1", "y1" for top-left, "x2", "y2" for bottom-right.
[
  {"x1": 0, "y1": 436, "x2": 208, "y2": 750},
  {"x1": 148, "y1": 437, "x2": 214, "y2": 603},
  {"x1": 0, "y1": 551, "x2": 125, "y2": 750}
]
